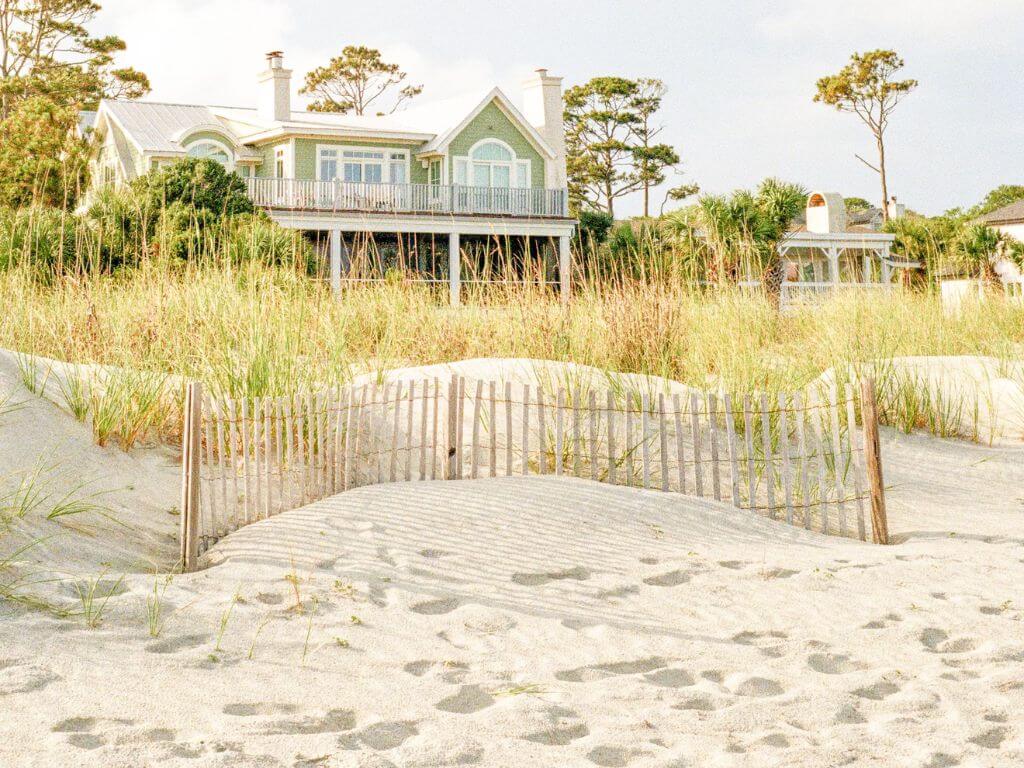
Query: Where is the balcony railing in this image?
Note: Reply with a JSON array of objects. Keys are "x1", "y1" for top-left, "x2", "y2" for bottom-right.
[{"x1": 246, "y1": 178, "x2": 569, "y2": 218}]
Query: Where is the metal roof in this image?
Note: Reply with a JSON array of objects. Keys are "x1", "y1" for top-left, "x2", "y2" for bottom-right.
[{"x1": 98, "y1": 100, "x2": 261, "y2": 159}]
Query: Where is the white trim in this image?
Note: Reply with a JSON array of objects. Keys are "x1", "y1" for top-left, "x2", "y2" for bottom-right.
[
  {"x1": 454, "y1": 138, "x2": 532, "y2": 189},
  {"x1": 173, "y1": 122, "x2": 238, "y2": 144},
  {"x1": 238, "y1": 125, "x2": 432, "y2": 145},
  {"x1": 184, "y1": 137, "x2": 235, "y2": 170},
  {"x1": 263, "y1": 210, "x2": 575, "y2": 237}
]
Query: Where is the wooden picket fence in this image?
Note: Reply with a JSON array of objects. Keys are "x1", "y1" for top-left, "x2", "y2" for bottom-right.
[{"x1": 179, "y1": 376, "x2": 888, "y2": 571}]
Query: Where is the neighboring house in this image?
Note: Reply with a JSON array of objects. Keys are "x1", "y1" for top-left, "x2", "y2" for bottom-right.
[
  {"x1": 777, "y1": 192, "x2": 919, "y2": 303},
  {"x1": 977, "y1": 200, "x2": 1024, "y2": 286},
  {"x1": 85, "y1": 52, "x2": 574, "y2": 303}
]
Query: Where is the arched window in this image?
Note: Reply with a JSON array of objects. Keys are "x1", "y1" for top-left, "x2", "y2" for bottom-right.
[
  {"x1": 186, "y1": 140, "x2": 233, "y2": 168},
  {"x1": 453, "y1": 139, "x2": 530, "y2": 188}
]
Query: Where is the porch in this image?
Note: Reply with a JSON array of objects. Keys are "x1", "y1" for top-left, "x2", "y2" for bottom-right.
[{"x1": 246, "y1": 178, "x2": 569, "y2": 218}]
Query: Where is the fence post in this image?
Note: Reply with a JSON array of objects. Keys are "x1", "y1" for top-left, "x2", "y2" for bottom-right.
[
  {"x1": 179, "y1": 380, "x2": 203, "y2": 572},
  {"x1": 446, "y1": 374, "x2": 459, "y2": 480},
  {"x1": 860, "y1": 378, "x2": 889, "y2": 545}
]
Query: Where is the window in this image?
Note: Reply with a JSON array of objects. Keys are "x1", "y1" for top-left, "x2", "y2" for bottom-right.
[
  {"x1": 186, "y1": 140, "x2": 232, "y2": 168},
  {"x1": 318, "y1": 146, "x2": 408, "y2": 184},
  {"x1": 454, "y1": 140, "x2": 529, "y2": 188},
  {"x1": 275, "y1": 148, "x2": 285, "y2": 178}
]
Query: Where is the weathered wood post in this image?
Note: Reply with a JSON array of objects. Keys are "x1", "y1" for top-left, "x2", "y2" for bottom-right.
[
  {"x1": 179, "y1": 380, "x2": 203, "y2": 572},
  {"x1": 860, "y1": 378, "x2": 889, "y2": 545}
]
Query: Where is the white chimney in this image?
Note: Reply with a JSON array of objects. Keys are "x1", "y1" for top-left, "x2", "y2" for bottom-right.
[
  {"x1": 806, "y1": 191, "x2": 847, "y2": 234},
  {"x1": 886, "y1": 196, "x2": 906, "y2": 220},
  {"x1": 258, "y1": 51, "x2": 291, "y2": 123},
  {"x1": 522, "y1": 68, "x2": 566, "y2": 189}
]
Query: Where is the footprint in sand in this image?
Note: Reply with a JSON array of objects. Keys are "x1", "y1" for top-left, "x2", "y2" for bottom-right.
[
  {"x1": 807, "y1": 653, "x2": 866, "y2": 675},
  {"x1": 718, "y1": 560, "x2": 747, "y2": 570},
  {"x1": 402, "y1": 660, "x2": 469, "y2": 683},
  {"x1": 672, "y1": 694, "x2": 721, "y2": 712},
  {"x1": 260, "y1": 709, "x2": 356, "y2": 735},
  {"x1": 833, "y1": 703, "x2": 867, "y2": 724},
  {"x1": 968, "y1": 727, "x2": 1009, "y2": 750},
  {"x1": 642, "y1": 570, "x2": 691, "y2": 587},
  {"x1": 52, "y1": 717, "x2": 97, "y2": 733},
  {"x1": 433, "y1": 685, "x2": 495, "y2": 714},
  {"x1": 145, "y1": 634, "x2": 207, "y2": 654},
  {"x1": 643, "y1": 668, "x2": 695, "y2": 688},
  {"x1": 223, "y1": 702, "x2": 299, "y2": 717},
  {"x1": 337, "y1": 720, "x2": 419, "y2": 751},
  {"x1": 588, "y1": 745, "x2": 643, "y2": 767},
  {"x1": 555, "y1": 657, "x2": 668, "y2": 683},
  {"x1": 0, "y1": 658, "x2": 59, "y2": 695},
  {"x1": 919, "y1": 628, "x2": 978, "y2": 654},
  {"x1": 419, "y1": 549, "x2": 449, "y2": 559},
  {"x1": 922, "y1": 754, "x2": 960, "y2": 768},
  {"x1": 730, "y1": 676, "x2": 785, "y2": 697},
  {"x1": 511, "y1": 567, "x2": 590, "y2": 587},
  {"x1": 851, "y1": 680, "x2": 900, "y2": 700},
  {"x1": 67, "y1": 734, "x2": 106, "y2": 750},
  {"x1": 523, "y1": 723, "x2": 590, "y2": 746},
  {"x1": 409, "y1": 597, "x2": 461, "y2": 615}
]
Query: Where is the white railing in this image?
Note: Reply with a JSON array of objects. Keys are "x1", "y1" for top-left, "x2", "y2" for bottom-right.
[
  {"x1": 1005, "y1": 277, "x2": 1024, "y2": 304},
  {"x1": 246, "y1": 178, "x2": 569, "y2": 218}
]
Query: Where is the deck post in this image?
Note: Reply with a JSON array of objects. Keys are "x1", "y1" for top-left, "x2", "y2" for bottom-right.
[
  {"x1": 827, "y1": 244, "x2": 840, "y2": 290},
  {"x1": 449, "y1": 232, "x2": 461, "y2": 307},
  {"x1": 558, "y1": 235, "x2": 571, "y2": 305},
  {"x1": 329, "y1": 229, "x2": 342, "y2": 296}
]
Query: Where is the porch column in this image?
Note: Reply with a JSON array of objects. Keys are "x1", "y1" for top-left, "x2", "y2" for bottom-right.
[
  {"x1": 880, "y1": 245, "x2": 892, "y2": 284},
  {"x1": 827, "y1": 245, "x2": 840, "y2": 289},
  {"x1": 558, "y1": 235, "x2": 571, "y2": 304},
  {"x1": 329, "y1": 229, "x2": 342, "y2": 296},
  {"x1": 449, "y1": 232, "x2": 461, "y2": 307}
]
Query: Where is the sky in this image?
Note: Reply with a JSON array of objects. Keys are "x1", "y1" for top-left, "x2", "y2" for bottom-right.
[{"x1": 97, "y1": 0, "x2": 1024, "y2": 218}]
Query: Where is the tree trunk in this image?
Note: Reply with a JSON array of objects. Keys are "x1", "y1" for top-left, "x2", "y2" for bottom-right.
[
  {"x1": 606, "y1": 181, "x2": 614, "y2": 219},
  {"x1": 642, "y1": 183, "x2": 649, "y2": 218},
  {"x1": 877, "y1": 135, "x2": 889, "y2": 223},
  {"x1": 762, "y1": 257, "x2": 785, "y2": 312}
]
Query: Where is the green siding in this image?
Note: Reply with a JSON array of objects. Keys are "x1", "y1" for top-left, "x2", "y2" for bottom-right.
[
  {"x1": 182, "y1": 129, "x2": 234, "y2": 148},
  {"x1": 446, "y1": 100, "x2": 546, "y2": 188},
  {"x1": 254, "y1": 141, "x2": 284, "y2": 178}
]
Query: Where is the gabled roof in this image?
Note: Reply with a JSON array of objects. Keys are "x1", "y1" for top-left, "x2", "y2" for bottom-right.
[
  {"x1": 416, "y1": 88, "x2": 555, "y2": 159},
  {"x1": 979, "y1": 199, "x2": 1024, "y2": 225}
]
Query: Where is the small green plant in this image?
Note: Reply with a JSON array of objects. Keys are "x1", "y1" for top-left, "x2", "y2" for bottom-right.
[
  {"x1": 214, "y1": 587, "x2": 241, "y2": 652},
  {"x1": 247, "y1": 613, "x2": 272, "y2": 660},
  {"x1": 301, "y1": 595, "x2": 320, "y2": 666},
  {"x1": 55, "y1": 369, "x2": 92, "y2": 422},
  {"x1": 14, "y1": 352, "x2": 49, "y2": 395},
  {"x1": 74, "y1": 568, "x2": 124, "y2": 629},
  {"x1": 145, "y1": 574, "x2": 173, "y2": 638}
]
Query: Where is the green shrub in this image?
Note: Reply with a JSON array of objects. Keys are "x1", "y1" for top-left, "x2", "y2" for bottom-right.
[{"x1": 133, "y1": 158, "x2": 253, "y2": 217}]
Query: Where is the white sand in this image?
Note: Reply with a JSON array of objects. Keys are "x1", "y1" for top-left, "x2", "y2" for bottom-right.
[{"x1": 3, "y1": 353, "x2": 1024, "y2": 766}]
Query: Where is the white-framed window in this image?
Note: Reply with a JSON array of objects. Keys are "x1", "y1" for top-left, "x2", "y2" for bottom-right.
[
  {"x1": 185, "y1": 139, "x2": 234, "y2": 169},
  {"x1": 453, "y1": 139, "x2": 530, "y2": 188},
  {"x1": 317, "y1": 145, "x2": 409, "y2": 184},
  {"x1": 274, "y1": 146, "x2": 288, "y2": 178}
]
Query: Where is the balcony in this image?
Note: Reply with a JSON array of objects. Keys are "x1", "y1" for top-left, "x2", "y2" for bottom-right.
[{"x1": 246, "y1": 178, "x2": 569, "y2": 219}]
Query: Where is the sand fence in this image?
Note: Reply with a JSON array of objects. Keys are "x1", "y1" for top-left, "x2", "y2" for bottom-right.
[{"x1": 179, "y1": 376, "x2": 888, "y2": 571}]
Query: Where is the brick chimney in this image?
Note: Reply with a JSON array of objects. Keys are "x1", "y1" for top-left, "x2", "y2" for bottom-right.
[
  {"x1": 522, "y1": 68, "x2": 566, "y2": 189},
  {"x1": 258, "y1": 51, "x2": 291, "y2": 122}
]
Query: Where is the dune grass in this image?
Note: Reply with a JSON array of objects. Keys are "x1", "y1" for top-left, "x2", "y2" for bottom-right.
[{"x1": 0, "y1": 255, "x2": 1020, "y2": 447}]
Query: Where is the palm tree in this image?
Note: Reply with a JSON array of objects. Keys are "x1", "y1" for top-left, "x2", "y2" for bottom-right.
[{"x1": 696, "y1": 179, "x2": 806, "y2": 308}]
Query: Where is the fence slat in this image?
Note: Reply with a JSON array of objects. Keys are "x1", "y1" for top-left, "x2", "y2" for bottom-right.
[
  {"x1": 641, "y1": 393, "x2": 651, "y2": 489},
  {"x1": 625, "y1": 395, "x2": 635, "y2": 487},
  {"x1": 470, "y1": 379, "x2": 483, "y2": 479},
  {"x1": 828, "y1": 381, "x2": 848, "y2": 537},
  {"x1": 723, "y1": 393, "x2": 741, "y2": 507},
  {"x1": 431, "y1": 377, "x2": 439, "y2": 480},
  {"x1": 537, "y1": 388, "x2": 547, "y2": 475},
  {"x1": 390, "y1": 381, "x2": 403, "y2": 483},
  {"x1": 264, "y1": 397, "x2": 273, "y2": 518},
  {"x1": 214, "y1": 398, "x2": 229, "y2": 531},
  {"x1": 202, "y1": 393, "x2": 217, "y2": 543},
  {"x1": 658, "y1": 394, "x2": 669, "y2": 492},
  {"x1": 742, "y1": 395, "x2": 756, "y2": 510},
  {"x1": 240, "y1": 398, "x2": 253, "y2": 523},
  {"x1": 673, "y1": 394, "x2": 686, "y2": 494},
  {"x1": 505, "y1": 382, "x2": 514, "y2": 476},
  {"x1": 759, "y1": 392, "x2": 777, "y2": 519},
  {"x1": 778, "y1": 392, "x2": 795, "y2": 525},
  {"x1": 404, "y1": 381, "x2": 415, "y2": 482},
  {"x1": 522, "y1": 384, "x2": 531, "y2": 476},
  {"x1": 419, "y1": 379, "x2": 429, "y2": 481},
  {"x1": 793, "y1": 392, "x2": 812, "y2": 530},
  {"x1": 589, "y1": 391, "x2": 599, "y2": 482},
  {"x1": 707, "y1": 393, "x2": 721, "y2": 501},
  {"x1": 555, "y1": 388, "x2": 565, "y2": 476},
  {"x1": 456, "y1": 377, "x2": 465, "y2": 480},
  {"x1": 607, "y1": 391, "x2": 617, "y2": 485},
  {"x1": 572, "y1": 388, "x2": 583, "y2": 478},
  {"x1": 446, "y1": 375, "x2": 458, "y2": 480},
  {"x1": 690, "y1": 393, "x2": 703, "y2": 497},
  {"x1": 845, "y1": 394, "x2": 867, "y2": 541},
  {"x1": 489, "y1": 381, "x2": 497, "y2": 478}
]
